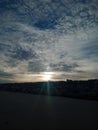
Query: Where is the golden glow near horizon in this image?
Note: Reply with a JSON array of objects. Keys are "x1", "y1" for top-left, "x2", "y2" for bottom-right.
[
  {"x1": 42, "y1": 72, "x2": 52, "y2": 81},
  {"x1": 0, "y1": 71, "x2": 92, "y2": 83}
]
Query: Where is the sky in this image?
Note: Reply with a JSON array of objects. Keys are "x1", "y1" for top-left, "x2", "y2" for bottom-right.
[{"x1": 0, "y1": 0, "x2": 98, "y2": 83}]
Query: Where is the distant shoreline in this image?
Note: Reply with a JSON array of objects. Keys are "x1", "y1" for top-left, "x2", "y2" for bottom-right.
[{"x1": 0, "y1": 79, "x2": 98, "y2": 101}]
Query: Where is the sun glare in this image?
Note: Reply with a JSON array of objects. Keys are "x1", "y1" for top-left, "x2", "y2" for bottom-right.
[{"x1": 43, "y1": 72, "x2": 52, "y2": 81}]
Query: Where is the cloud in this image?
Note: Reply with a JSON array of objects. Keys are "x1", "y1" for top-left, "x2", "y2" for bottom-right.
[
  {"x1": 0, "y1": 0, "x2": 98, "y2": 82},
  {"x1": 81, "y1": 39, "x2": 98, "y2": 59},
  {"x1": 0, "y1": 71, "x2": 14, "y2": 78}
]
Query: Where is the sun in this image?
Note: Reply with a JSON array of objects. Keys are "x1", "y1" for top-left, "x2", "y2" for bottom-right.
[
  {"x1": 44, "y1": 74, "x2": 51, "y2": 81},
  {"x1": 43, "y1": 72, "x2": 52, "y2": 81}
]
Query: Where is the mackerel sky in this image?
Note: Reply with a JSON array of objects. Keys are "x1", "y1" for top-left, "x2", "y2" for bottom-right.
[{"x1": 0, "y1": 0, "x2": 98, "y2": 82}]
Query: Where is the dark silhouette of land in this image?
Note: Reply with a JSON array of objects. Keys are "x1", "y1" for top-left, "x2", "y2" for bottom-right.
[
  {"x1": 0, "y1": 79, "x2": 98, "y2": 100},
  {"x1": 0, "y1": 80, "x2": 98, "y2": 130}
]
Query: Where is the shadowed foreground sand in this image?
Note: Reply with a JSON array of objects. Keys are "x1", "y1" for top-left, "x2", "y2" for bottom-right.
[{"x1": 0, "y1": 91, "x2": 98, "y2": 130}]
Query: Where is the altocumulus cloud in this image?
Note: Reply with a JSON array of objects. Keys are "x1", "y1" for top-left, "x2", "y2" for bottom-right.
[{"x1": 0, "y1": 0, "x2": 98, "y2": 82}]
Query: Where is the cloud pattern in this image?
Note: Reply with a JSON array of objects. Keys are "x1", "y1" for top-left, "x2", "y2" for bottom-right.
[{"x1": 0, "y1": 0, "x2": 98, "y2": 82}]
